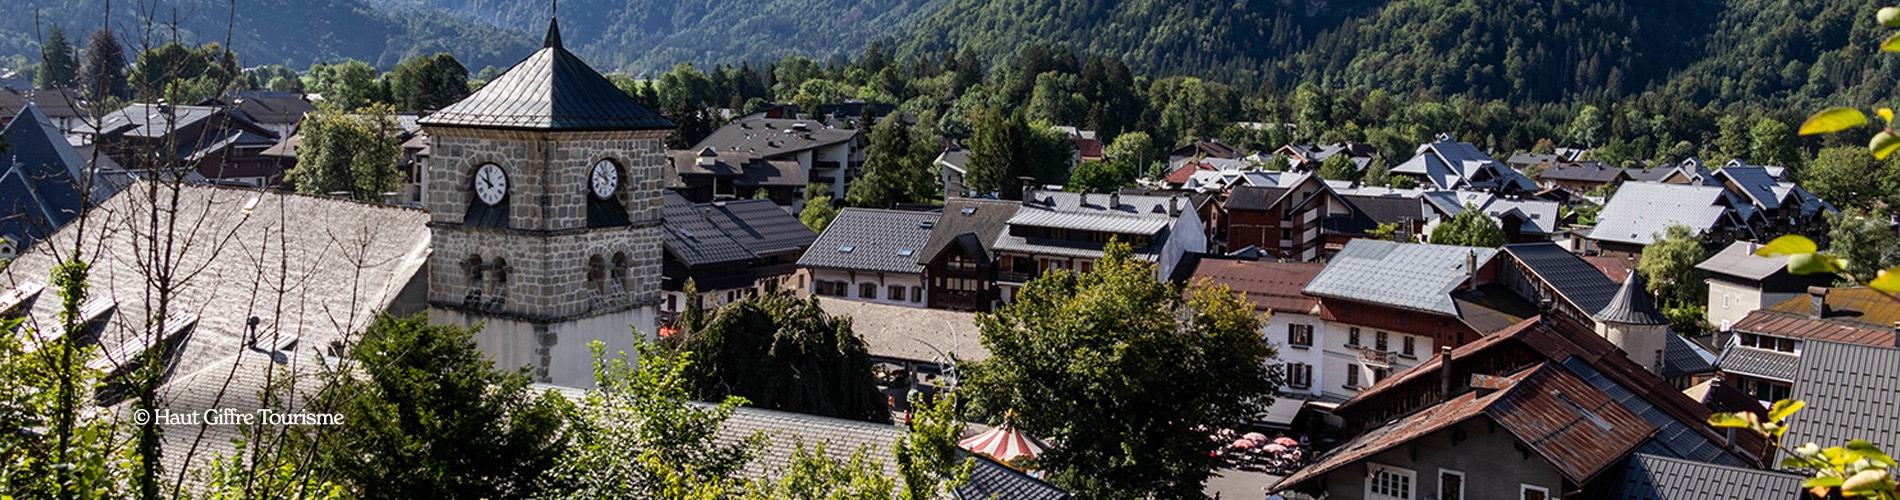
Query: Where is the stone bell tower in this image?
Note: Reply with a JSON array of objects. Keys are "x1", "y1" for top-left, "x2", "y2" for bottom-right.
[{"x1": 419, "y1": 16, "x2": 674, "y2": 386}]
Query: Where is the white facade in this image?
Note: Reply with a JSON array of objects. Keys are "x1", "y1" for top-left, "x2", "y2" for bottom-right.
[
  {"x1": 806, "y1": 268, "x2": 927, "y2": 308},
  {"x1": 1705, "y1": 278, "x2": 1803, "y2": 332},
  {"x1": 1317, "y1": 320, "x2": 1433, "y2": 400},
  {"x1": 1265, "y1": 311, "x2": 1329, "y2": 399}
]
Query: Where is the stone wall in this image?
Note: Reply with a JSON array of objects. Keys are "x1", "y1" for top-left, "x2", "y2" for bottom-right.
[{"x1": 424, "y1": 127, "x2": 668, "y2": 230}]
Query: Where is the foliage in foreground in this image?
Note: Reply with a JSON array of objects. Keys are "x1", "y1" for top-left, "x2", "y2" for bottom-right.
[
  {"x1": 962, "y1": 240, "x2": 1280, "y2": 499},
  {"x1": 670, "y1": 292, "x2": 890, "y2": 423}
]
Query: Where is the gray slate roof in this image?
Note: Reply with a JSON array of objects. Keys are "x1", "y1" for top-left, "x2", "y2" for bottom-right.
[
  {"x1": 692, "y1": 118, "x2": 858, "y2": 158},
  {"x1": 1785, "y1": 340, "x2": 1900, "y2": 453},
  {"x1": 1504, "y1": 242, "x2": 1621, "y2": 314},
  {"x1": 418, "y1": 20, "x2": 672, "y2": 131},
  {"x1": 957, "y1": 454, "x2": 1074, "y2": 500},
  {"x1": 0, "y1": 88, "x2": 88, "y2": 120},
  {"x1": 1716, "y1": 345, "x2": 1800, "y2": 382},
  {"x1": 663, "y1": 191, "x2": 756, "y2": 267},
  {"x1": 797, "y1": 208, "x2": 938, "y2": 274},
  {"x1": 225, "y1": 92, "x2": 316, "y2": 125},
  {"x1": 1610, "y1": 453, "x2": 1803, "y2": 500},
  {"x1": 0, "y1": 103, "x2": 116, "y2": 248},
  {"x1": 1537, "y1": 162, "x2": 1629, "y2": 183},
  {"x1": 716, "y1": 405, "x2": 908, "y2": 483},
  {"x1": 917, "y1": 198, "x2": 1020, "y2": 265},
  {"x1": 1595, "y1": 272, "x2": 1669, "y2": 325},
  {"x1": 93, "y1": 104, "x2": 226, "y2": 138},
  {"x1": 816, "y1": 298, "x2": 988, "y2": 362},
  {"x1": 1695, "y1": 241, "x2": 1789, "y2": 281},
  {"x1": 1661, "y1": 335, "x2": 1717, "y2": 379},
  {"x1": 1591, "y1": 182, "x2": 1732, "y2": 245},
  {"x1": 1716, "y1": 165, "x2": 1784, "y2": 211},
  {"x1": 701, "y1": 198, "x2": 817, "y2": 256},
  {"x1": 1007, "y1": 190, "x2": 1183, "y2": 236},
  {"x1": 1303, "y1": 240, "x2": 1497, "y2": 316}
]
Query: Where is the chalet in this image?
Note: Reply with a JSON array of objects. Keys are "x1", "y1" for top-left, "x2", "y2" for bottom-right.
[
  {"x1": 1711, "y1": 161, "x2": 1835, "y2": 242},
  {"x1": 1299, "y1": 240, "x2": 1538, "y2": 394},
  {"x1": 796, "y1": 208, "x2": 937, "y2": 308},
  {"x1": 85, "y1": 104, "x2": 283, "y2": 187},
  {"x1": 1497, "y1": 243, "x2": 1715, "y2": 385},
  {"x1": 1715, "y1": 287, "x2": 1900, "y2": 404},
  {"x1": 1390, "y1": 140, "x2": 1538, "y2": 194},
  {"x1": 1504, "y1": 152, "x2": 1564, "y2": 170},
  {"x1": 1166, "y1": 138, "x2": 1241, "y2": 170},
  {"x1": 693, "y1": 118, "x2": 862, "y2": 200},
  {"x1": 1275, "y1": 142, "x2": 1377, "y2": 172},
  {"x1": 0, "y1": 104, "x2": 125, "y2": 257},
  {"x1": 199, "y1": 91, "x2": 316, "y2": 140},
  {"x1": 1054, "y1": 126, "x2": 1105, "y2": 163},
  {"x1": 1221, "y1": 173, "x2": 1359, "y2": 261},
  {"x1": 0, "y1": 88, "x2": 89, "y2": 132},
  {"x1": 1588, "y1": 182, "x2": 1752, "y2": 261},
  {"x1": 1191, "y1": 259, "x2": 1338, "y2": 402},
  {"x1": 660, "y1": 192, "x2": 817, "y2": 317},
  {"x1": 935, "y1": 144, "x2": 972, "y2": 198},
  {"x1": 1696, "y1": 241, "x2": 1835, "y2": 331},
  {"x1": 1270, "y1": 314, "x2": 1768, "y2": 500},
  {"x1": 1420, "y1": 190, "x2": 1560, "y2": 244},
  {"x1": 991, "y1": 190, "x2": 1206, "y2": 301},
  {"x1": 664, "y1": 147, "x2": 806, "y2": 208},
  {"x1": 1533, "y1": 161, "x2": 1630, "y2": 192},
  {"x1": 915, "y1": 198, "x2": 1019, "y2": 312}
]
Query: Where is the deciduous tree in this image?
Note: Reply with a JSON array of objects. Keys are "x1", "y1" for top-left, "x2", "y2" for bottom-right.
[
  {"x1": 286, "y1": 103, "x2": 403, "y2": 202},
  {"x1": 1429, "y1": 205, "x2": 1507, "y2": 247},
  {"x1": 1638, "y1": 224, "x2": 1708, "y2": 308},
  {"x1": 669, "y1": 293, "x2": 888, "y2": 423}
]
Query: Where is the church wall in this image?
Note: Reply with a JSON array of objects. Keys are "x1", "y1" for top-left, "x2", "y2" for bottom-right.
[
  {"x1": 423, "y1": 128, "x2": 668, "y2": 231},
  {"x1": 431, "y1": 305, "x2": 655, "y2": 387},
  {"x1": 428, "y1": 225, "x2": 663, "y2": 318}
]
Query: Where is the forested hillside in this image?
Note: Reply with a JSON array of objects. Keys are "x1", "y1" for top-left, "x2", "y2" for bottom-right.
[{"x1": 2, "y1": 0, "x2": 1896, "y2": 109}]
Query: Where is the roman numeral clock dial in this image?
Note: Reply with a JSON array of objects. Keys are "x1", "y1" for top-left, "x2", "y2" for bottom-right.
[
  {"x1": 591, "y1": 160, "x2": 618, "y2": 199},
  {"x1": 474, "y1": 163, "x2": 507, "y2": 206}
]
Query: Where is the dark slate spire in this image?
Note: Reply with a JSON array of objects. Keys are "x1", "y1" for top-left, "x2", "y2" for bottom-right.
[
  {"x1": 1595, "y1": 271, "x2": 1669, "y2": 325},
  {"x1": 543, "y1": 17, "x2": 562, "y2": 48}
]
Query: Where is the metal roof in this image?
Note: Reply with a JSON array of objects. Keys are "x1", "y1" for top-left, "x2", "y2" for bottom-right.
[
  {"x1": 1661, "y1": 334, "x2": 1717, "y2": 378},
  {"x1": 1222, "y1": 185, "x2": 1291, "y2": 211},
  {"x1": 418, "y1": 19, "x2": 672, "y2": 131},
  {"x1": 796, "y1": 208, "x2": 938, "y2": 274},
  {"x1": 1188, "y1": 259, "x2": 1325, "y2": 314},
  {"x1": 1504, "y1": 242, "x2": 1622, "y2": 315},
  {"x1": 662, "y1": 191, "x2": 757, "y2": 267},
  {"x1": 1537, "y1": 162, "x2": 1630, "y2": 183},
  {"x1": 1591, "y1": 182, "x2": 1731, "y2": 245},
  {"x1": 0, "y1": 103, "x2": 98, "y2": 248},
  {"x1": 1303, "y1": 240, "x2": 1497, "y2": 316},
  {"x1": 1560, "y1": 357, "x2": 1751, "y2": 467},
  {"x1": 1694, "y1": 241, "x2": 1791, "y2": 281},
  {"x1": 1595, "y1": 272, "x2": 1669, "y2": 325},
  {"x1": 1611, "y1": 453, "x2": 1804, "y2": 500},
  {"x1": 1006, "y1": 191, "x2": 1181, "y2": 235},
  {"x1": 700, "y1": 198, "x2": 817, "y2": 257},
  {"x1": 916, "y1": 198, "x2": 1019, "y2": 265},
  {"x1": 690, "y1": 118, "x2": 858, "y2": 158},
  {"x1": 1715, "y1": 345, "x2": 1799, "y2": 382},
  {"x1": 1715, "y1": 166, "x2": 1783, "y2": 211},
  {"x1": 1786, "y1": 340, "x2": 1900, "y2": 453},
  {"x1": 956, "y1": 454, "x2": 1074, "y2": 500},
  {"x1": 1733, "y1": 289, "x2": 1900, "y2": 345}
]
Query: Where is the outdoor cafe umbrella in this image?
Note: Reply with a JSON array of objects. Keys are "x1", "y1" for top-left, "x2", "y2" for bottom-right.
[
  {"x1": 1273, "y1": 437, "x2": 1299, "y2": 447},
  {"x1": 960, "y1": 412, "x2": 1048, "y2": 464},
  {"x1": 1230, "y1": 439, "x2": 1258, "y2": 449},
  {"x1": 1262, "y1": 443, "x2": 1289, "y2": 453},
  {"x1": 1243, "y1": 432, "x2": 1270, "y2": 442}
]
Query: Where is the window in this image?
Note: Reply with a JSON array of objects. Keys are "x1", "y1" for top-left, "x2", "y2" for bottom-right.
[
  {"x1": 1439, "y1": 470, "x2": 1464, "y2": 500},
  {"x1": 1288, "y1": 324, "x2": 1314, "y2": 347},
  {"x1": 1376, "y1": 331, "x2": 1390, "y2": 351},
  {"x1": 889, "y1": 285, "x2": 906, "y2": 301},
  {"x1": 1346, "y1": 364, "x2": 1360, "y2": 389},
  {"x1": 1079, "y1": 261, "x2": 1093, "y2": 273},
  {"x1": 1286, "y1": 363, "x2": 1313, "y2": 388},
  {"x1": 1520, "y1": 485, "x2": 1549, "y2": 500},
  {"x1": 1366, "y1": 463, "x2": 1415, "y2": 500},
  {"x1": 1280, "y1": 228, "x2": 1292, "y2": 241},
  {"x1": 1723, "y1": 294, "x2": 1732, "y2": 309},
  {"x1": 911, "y1": 286, "x2": 923, "y2": 303},
  {"x1": 1372, "y1": 366, "x2": 1392, "y2": 384},
  {"x1": 1738, "y1": 333, "x2": 1797, "y2": 353},
  {"x1": 1349, "y1": 327, "x2": 1362, "y2": 346},
  {"x1": 1402, "y1": 336, "x2": 1416, "y2": 356},
  {"x1": 859, "y1": 283, "x2": 877, "y2": 299}
]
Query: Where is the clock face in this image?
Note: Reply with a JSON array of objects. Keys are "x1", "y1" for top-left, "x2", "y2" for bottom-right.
[
  {"x1": 590, "y1": 160, "x2": 619, "y2": 200},
  {"x1": 474, "y1": 163, "x2": 507, "y2": 206}
]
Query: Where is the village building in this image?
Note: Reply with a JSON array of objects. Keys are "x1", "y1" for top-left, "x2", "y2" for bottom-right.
[
  {"x1": 692, "y1": 116, "x2": 863, "y2": 200},
  {"x1": 1714, "y1": 287, "x2": 1900, "y2": 404},
  {"x1": 1533, "y1": 161, "x2": 1630, "y2": 192},
  {"x1": 1189, "y1": 258, "x2": 1337, "y2": 404},
  {"x1": 992, "y1": 190, "x2": 1206, "y2": 301},
  {"x1": 1388, "y1": 140, "x2": 1539, "y2": 194},
  {"x1": 797, "y1": 208, "x2": 938, "y2": 308},
  {"x1": 1497, "y1": 243, "x2": 1715, "y2": 386},
  {"x1": 1274, "y1": 142, "x2": 1378, "y2": 172},
  {"x1": 659, "y1": 191, "x2": 817, "y2": 318},
  {"x1": 86, "y1": 103, "x2": 283, "y2": 187},
  {"x1": 915, "y1": 198, "x2": 1019, "y2": 312},
  {"x1": 0, "y1": 88, "x2": 90, "y2": 132},
  {"x1": 1587, "y1": 182, "x2": 1750, "y2": 261},
  {"x1": 664, "y1": 146, "x2": 807, "y2": 209},
  {"x1": 1696, "y1": 241, "x2": 1835, "y2": 331},
  {"x1": 1221, "y1": 172, "x2": 1360, "y2": 261},
  {"x1": 0, "y1": 103, "x2": 126, "y2": 257}
]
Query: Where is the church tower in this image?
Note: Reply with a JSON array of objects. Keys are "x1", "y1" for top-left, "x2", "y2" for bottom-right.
[
  {"x1": 1594, "y1": 271, "x2": 1672, "y2": 375},
  {"x1": 419, "y1": 16, "x2": 674, "y2": 386}
]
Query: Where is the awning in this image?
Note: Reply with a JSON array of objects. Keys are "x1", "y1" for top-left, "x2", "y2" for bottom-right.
[{"x1": 1260, "y1": 397, "x2": 1305, "y2": 427}]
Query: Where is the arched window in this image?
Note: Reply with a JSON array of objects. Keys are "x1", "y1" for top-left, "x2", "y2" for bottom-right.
[
  {"x1": 490, "y1": 257, "x2": 510, "y2": 296},
  {"x1": 465, "y1": 254, "x2": 485, "y2": 288},
  {"x1": 611, "y1": 252, "x2": 630, "y2": 294},
  {"x1": 587, "y1": 254, "x2": 607, "y2": 295}
]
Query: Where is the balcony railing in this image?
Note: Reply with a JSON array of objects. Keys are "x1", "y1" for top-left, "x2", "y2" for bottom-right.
[
  {"x1": 1358, "y1": 349, "x2": 1394, "y2": 367},
  {"x1": 997, "y1": 270, "x2": 1040, "y2": 283}
]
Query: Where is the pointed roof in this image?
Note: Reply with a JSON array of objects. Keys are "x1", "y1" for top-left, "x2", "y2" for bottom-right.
[
  {"x1": 0, "y1": 103, "x2": 110, "y2": 247},
  {"x1": 418, "y1": 18, "x2": 673, "y2": 131},
  {"x1": 1595, "y1": 271, "x2": 1668, "y2": 325}
]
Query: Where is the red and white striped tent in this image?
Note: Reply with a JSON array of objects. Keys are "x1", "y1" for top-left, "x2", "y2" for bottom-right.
[{"x1": 958, "y1": 420, "x2": 1048, "y2": 464}]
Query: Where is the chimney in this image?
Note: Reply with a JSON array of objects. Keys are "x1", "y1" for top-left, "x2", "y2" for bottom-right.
[
  {"x1": 1439, "y1": 346, "x2": 1454, "y2": 402},
  {"x1": 1080, "y1": 190, "x2": 1090, "y2": 207},
  {"x1": 1808, "y1": 286, "x2": 1829, "y2": 319},
  {"x1": 1168, "y1": 196, "x2": 1181, "y2": 216},
  {"x1": 1464, "y1": 250, "x2": 1478, "y2": 291},
  {"x1": 1891, "y1": 322, "x2": 1899, "y2": 348},
  {"x1": 1108, "y1": 192, "x2": 1120, "y2": 210},
  {"x1": 1019, "y1": 176, "x2": 1037, "y2": 205}
]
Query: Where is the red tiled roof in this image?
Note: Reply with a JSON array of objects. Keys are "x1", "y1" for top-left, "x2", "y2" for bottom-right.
[
  {"x1": 1737, "y1": 288, "x2": 1900, "y2": 345},
  {"x1": 1582, "y1": 256, "x2": 1632, "y2": 284},
  {"x1": 1163, "y1": 162, "x2": 1216, "y2": 184},
  {"x1": 1188, "y1": 260, "x2": 1324, "y2": 315},
  {"x1": 1072, "y1": 137, "x2": 1105, "y2": 161},
  {"x1": 1273, "y1": 363, "x2": 1657, "y2": 492}
]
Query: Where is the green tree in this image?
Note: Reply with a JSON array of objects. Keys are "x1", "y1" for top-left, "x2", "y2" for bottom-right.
[
  {"x1": 1637, "y1": 224, "x2": 1708, "y2": 308},
  {"x1": 305, "y1": 60, "x2": 385, "y2": 111},
  {"x1": 247, "y1": 64, "x2": 303, "y2": 92},
  {"x1": 128, "y1": 42, "x2": 238, "y2": 103},
  {"x1": 305, "y1": 314, "x2": 569, "y2": 500},
  {"x1": 1429, "y1": 205, "x2": 1507, "y2": 247},
  {"x1": 1105, "y1": 131, "x2": 1156, "y2": 176},
  {"x1": 1367, "y1": 222, "x2": 1405, "y2": 242},
  {"x1": 1530, "y1": 138, "x2": 1557, "y2": 154},
  {"x1": 1749, "y1": 117, "x2": 1801, "y2": 169},
  {"x1": 1263, "y1": 152, "x2": 1291, "y2": 172},
  {"x1": 750, "y1": 443, "x2": 895, "y2": 500},
  {"x1": 1826, "y1": 210, "x2": 1900, "y2": 285},
  {"x1": 799, "y1": 195, "x2": 840, "y2": 233},
  {"x1": 286, "y1": 103, "x2": 403, "y2": 201},
  {"x1": 848, "y1": 112, "x2": 934, "y2": 207},
  {"x1": 964, "y1": 107, "x2": 1018, "y2": 198},
  {"x1": 1065, "y1": 160, "x2": 1132, "y2": 193},
  {"x1": 0, "y1": 259, "x2": 134, "y2": 500},
  {"x1": 389, "y1": 53, "x2": 469, "y2": 112},
  {"x1": 1806, "y1": 147, "x2": 1898, "y2": 215},
  {"x1": 536, "y1": 342, "x2": 763, "y2": 498},
  {"x1": 962, "y1": 240, "x2": 1280, "y2": 498},
  {"x1": 36, "y1": 25, "x2": 76, "y2": 89},
  {"x1": 1389, "y1": 175, "x2": 1420, "y2": 189},
  {"x1": 669, "y1": 293, "x2": 888, "y2": 423},
  {"x1": 77, "y1": 28, "x2": 128, "y2": 102},
  {"x1": 1363, "y1": 156, "x2": 1392, "y2": 187},
  {"x1": 1566, "y1": 105, "x2": 1605, "y2": 148},
  {"x1": 894, "y1": 393, "x2": 975, "y2": 500},
  {"x1": 1316, "y1": 153, "x2": 1359, "y2": 181}
]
